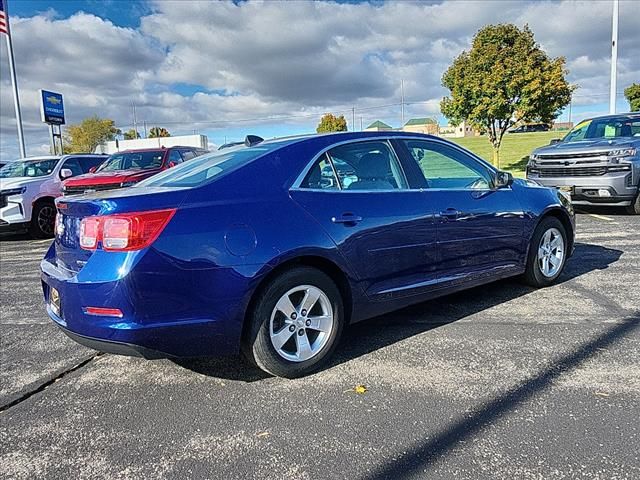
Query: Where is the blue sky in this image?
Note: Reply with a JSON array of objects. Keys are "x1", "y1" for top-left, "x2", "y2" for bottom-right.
[{"x1": 1, "y1": 0, "x2": 638, "y2": 158}]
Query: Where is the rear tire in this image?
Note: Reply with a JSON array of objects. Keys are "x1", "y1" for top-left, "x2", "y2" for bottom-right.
[
  {"x1": 243, "y1": 267, "x2": 344, "y2": 378},
  {"x1": 30, "y1": 200, "x2": 56, "y2": 239},
  {"x1": 522, "y1": 217, "x2": 568, "y2": 288},
  {"x1": 625, "y1": 192, "x2": 640, "y2": 215}
]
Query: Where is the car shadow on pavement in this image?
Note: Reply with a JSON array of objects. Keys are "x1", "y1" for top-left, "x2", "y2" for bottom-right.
[
  {"x1": 359, "y1": 311, "x2": 640, "y2": 480},
  {"x1": 174, "y1": 241, "x2": 622, "y2": 382}
]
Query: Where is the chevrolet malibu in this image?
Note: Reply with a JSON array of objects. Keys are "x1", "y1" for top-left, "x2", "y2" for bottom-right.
[{"x1": 41, "y1": 132, "x2": 575, "y2": 377}]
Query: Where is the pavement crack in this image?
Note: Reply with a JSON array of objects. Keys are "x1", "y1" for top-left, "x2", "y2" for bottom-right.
[{"x1": 0, "y1": 353, "x2": 103, "y2": 413}]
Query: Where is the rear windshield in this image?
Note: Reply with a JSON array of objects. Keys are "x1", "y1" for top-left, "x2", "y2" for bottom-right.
[
  {"x1": 98, "y1": 151, "x2": 164, "y2": 172},
  {"x1": 137, "y1": 144, "x2": 279, "y2": 188}
]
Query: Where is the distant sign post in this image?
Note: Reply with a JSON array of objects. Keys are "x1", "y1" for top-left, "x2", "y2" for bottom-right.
[{"x1": 39, "y1": 89, "x2": 65, "y2": 154}]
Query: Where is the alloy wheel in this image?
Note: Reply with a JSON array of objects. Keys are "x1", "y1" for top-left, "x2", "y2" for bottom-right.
[
  {"x1": 269, "y1": 285, "x2": 334, "y2": 362},
  {"x1": 537, "y1": 227, "x2": 565, "y2": 278}
]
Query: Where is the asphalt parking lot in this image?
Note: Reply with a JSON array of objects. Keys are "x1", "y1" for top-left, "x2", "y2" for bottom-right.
[{"x1": 1, "y1": 211, "x2": 638, "y2": 479}]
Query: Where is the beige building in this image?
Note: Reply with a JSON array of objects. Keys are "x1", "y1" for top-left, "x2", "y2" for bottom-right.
[
  {"x1": 401, "y1": 118, "x2": 439, "y2": 135},
  {"x1": 439, "y1": 121, "x2": 478, "y2": 138}
]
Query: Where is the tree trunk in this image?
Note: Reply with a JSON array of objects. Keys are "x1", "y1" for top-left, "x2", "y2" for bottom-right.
[{"x1": 492, "y1": 147, "x2": 501, "y2": 169}]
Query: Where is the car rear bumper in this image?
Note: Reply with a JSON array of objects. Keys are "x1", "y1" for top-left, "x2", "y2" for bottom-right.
[{"x1": 40, "y1": 244, "x2": 253, "y2": 358}]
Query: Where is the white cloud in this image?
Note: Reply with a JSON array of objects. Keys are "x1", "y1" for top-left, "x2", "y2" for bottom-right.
[{"x1": 1, "y1": 0, "x2": 639, "y2": 160}]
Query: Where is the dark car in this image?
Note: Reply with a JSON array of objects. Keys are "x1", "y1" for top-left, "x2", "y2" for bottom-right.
[
  {"x1": 509, "y1": 123, "x2": 550, "y2": 133},
  {"x1": 41, "y1": 131, "x2": 574, "y2": 377},
  {"x1": 63, "y1": 146, "x2": 208, "y2": 195}
]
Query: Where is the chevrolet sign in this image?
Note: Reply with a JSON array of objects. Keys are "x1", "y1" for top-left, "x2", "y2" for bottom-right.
[{"x1": 40, "y1": 89, "x2": 65, "y2": 125}]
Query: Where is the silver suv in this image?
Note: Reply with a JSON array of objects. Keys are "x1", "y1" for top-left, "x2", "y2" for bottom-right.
[{"x1": 527, "y1": 113, "x2": 640, "y2": 214}]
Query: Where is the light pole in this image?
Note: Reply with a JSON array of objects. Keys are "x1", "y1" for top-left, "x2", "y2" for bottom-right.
[{"x1": 609, "y1": 0, "x2": 619, "y2": 114}]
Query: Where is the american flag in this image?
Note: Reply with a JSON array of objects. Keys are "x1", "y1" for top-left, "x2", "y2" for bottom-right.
[{"x1": 0, "y1": 0, "x2": 8, "y2": 36}]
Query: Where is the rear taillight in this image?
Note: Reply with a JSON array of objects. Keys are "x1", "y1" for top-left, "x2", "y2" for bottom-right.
[{"x1": 79, "y1": 209, "x2": 176, "y2": 252}]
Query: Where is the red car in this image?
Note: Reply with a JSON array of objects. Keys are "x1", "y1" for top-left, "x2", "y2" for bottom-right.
[{"x1": 63, "y1": 146, "x2": 208, "y2": 195}]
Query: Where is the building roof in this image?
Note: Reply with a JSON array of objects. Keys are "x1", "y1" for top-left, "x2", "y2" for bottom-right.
[
  {"x1": 366, "y1": 120, "x2": 392, "y2": 129},
  {"x1": 404, "y1": 117, "x2": 437, "y2": 126}
]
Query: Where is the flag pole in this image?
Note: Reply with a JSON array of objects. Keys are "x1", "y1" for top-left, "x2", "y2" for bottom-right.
[{"x1": 3, "y1": 0, "x2": 26, "y2": 158}]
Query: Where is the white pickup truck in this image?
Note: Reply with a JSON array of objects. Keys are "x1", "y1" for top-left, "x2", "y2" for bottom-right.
[{"x1": 0, "y1": 154, "x2": 107, "y2": 238}]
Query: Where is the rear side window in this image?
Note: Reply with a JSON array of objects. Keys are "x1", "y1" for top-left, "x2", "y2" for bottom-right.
[
  {"x1": 180, "y1": 150, "x2": 197, "y2": 161},
  {"x1": 300, "y1": 153, "x2": 339, "y2": 190},
  {"x1": 326, "y1": 141, "x2": 408, "y2": 190}
]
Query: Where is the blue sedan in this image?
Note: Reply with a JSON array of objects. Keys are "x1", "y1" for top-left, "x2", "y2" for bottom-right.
[{"x1": 41, "y1": 132, "x2": 575, "y2": 377}]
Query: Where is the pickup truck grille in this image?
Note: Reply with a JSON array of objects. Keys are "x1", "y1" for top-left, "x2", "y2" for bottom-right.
[
  {"x1": 537, "y1": 152, "x2": 607, "y2": 161},
  {"x1": 536, "y1": 166, "x2": 607, "y2": 177},
  {"x1": 64, "y1": 184, "x2": 122, "y2": 195}
]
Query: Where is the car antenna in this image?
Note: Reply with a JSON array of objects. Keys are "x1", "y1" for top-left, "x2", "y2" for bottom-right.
[{"x1": 244, "y1": 135, "x2": 264, "y2": 147}]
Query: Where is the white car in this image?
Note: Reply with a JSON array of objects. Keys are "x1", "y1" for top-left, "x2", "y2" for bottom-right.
[{"x1": 0, "y1": 154, "x2": 107, "y2": 238}]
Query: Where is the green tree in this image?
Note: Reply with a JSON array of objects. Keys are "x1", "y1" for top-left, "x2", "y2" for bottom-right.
[
  {"x1": 123, "y1": 128, "x2": 141, "y2": 140},
  {"x1": 441, "y1": 24, "x2": 575, "y2": 167},
  {"x1": 316, "y1": 113, "x2": 348, "y2": 133},
  {"x1": 63, "y1": 116, "x2": 120, "y2": 153},
  {"x1": 149, "y1": 127, "x2": 171, "y2": 138},
  {"x1": 624, "y1": 83, "x2": 640, "y2": 111}
]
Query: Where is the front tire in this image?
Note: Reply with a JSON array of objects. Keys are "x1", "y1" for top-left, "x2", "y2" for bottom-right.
[
  {"x1": 523, "y1": 217, "x2": 568, "y2": 288},
  {"x1": 625, "y1": 192, "x2": 640, "y2": 215},
  {"x1": 243, "y1": 267, "x2": 344, "y2": 378},
  {"x1": 30, "y1": 200, "x2": 56, "y2": 239}
]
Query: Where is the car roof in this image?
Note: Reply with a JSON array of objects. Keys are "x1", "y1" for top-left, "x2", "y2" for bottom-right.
[
  {"x1": 113, "y1": 146, "x2": 200, "y2": 154},
  {"x1": 260, "y1": 130, "x2": 439, "y2": 149},
  {"x1": 582, "y1": 112, "x2": 640, "y2": 122}
]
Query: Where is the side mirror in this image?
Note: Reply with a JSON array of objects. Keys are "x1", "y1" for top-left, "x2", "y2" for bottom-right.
[
  {"x1": 495, "y1": 171, "x2": 514, "y2": 189},
  {"x1": 60, "y1": 168, "x2": 73, "y2": 179},
  {"x1": 168, "y1": 161, "x2": 177, "y2": 168},
  {"x1": 88, "y1": 166, "x2": 97, "y2": 173},
  {"x1": 549, "y1": 138, "x2": 561, "y2": 145}
]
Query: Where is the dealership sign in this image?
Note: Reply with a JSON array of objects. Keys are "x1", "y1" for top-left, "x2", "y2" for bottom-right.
[{"x1": 39, "y1": 89, "x2": 65, "y2": 125}]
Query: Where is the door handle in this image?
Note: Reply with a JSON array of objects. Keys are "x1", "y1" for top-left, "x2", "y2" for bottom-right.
[
  {"x1": 439, "y1": 208, "x2": 460, "y2": 220},
  {"x1": 331, "y1": 213, "x2": 363, "y2": 225}
]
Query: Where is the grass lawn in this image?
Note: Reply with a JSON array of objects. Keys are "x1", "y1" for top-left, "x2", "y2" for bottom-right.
[{"x1": 450, "y1": 131, "x2": 564, "y2": 177}]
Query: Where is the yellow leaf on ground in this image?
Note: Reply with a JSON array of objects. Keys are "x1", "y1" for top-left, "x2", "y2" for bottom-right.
[{"x1": 354, "y1": 385, "x2": 367, "y2": 394}]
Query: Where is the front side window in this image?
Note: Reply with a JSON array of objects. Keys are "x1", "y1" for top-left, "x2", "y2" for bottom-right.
[
  {"x1": 403, "y1": 140, "x2": 492, "y2": 190},
  {"x1": 61, "y1": 158, "x2": 83, "y2": 177},
  {"x1": 325, "y1": 141, "x2": 408, "y2": 190},
  {"x1": 0, "y1": 158, "x2": 59, "y2": 178},
  {"x1": 79, "y1": 157, "x2": 107, "y2": 174},
  {"x1": 168, "y1": 150, "x2": 183, "y2": 165}
]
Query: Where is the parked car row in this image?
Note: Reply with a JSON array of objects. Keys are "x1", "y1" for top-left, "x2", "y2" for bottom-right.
[{"x1": 0, "y1": 146, "x2": 208, "y2": 237}]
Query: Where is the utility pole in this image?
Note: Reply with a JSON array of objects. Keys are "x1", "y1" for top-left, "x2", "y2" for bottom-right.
[
  {"x1": 360, "y1": 116, "x2": 363, "y2": 131},
  {"x1": 352, "y1": 106, "x2": 355, "y2": 132},
  {"x1": 400, "y1": 79, "x2": 405, "y2": 126},
  {"x1": 609, "y1": 0, "x2": 619, "y2": 114},
  {"x1": 143, "y1": 121, "x2": 147, "y2": 138},
  {"x1": 132, "y1": 101, "x2": 138, "y2": 137}
]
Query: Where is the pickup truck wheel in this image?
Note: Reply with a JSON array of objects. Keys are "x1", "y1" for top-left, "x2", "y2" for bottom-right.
[
  {"x1": 30, "y1": 200, "x2": 56, "y2": 238},
  {"x1": 625, "y1": 193, "x2": 640, "y2": 215}
]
